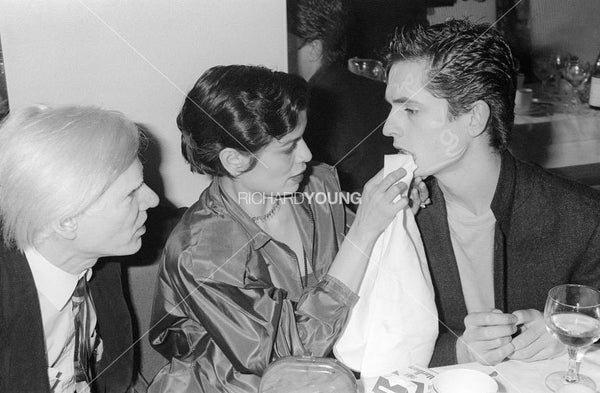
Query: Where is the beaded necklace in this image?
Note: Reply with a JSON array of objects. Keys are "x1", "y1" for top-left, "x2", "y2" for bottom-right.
[{"x1": 251, "y1": 199, "x2": 282, "y2": 223}]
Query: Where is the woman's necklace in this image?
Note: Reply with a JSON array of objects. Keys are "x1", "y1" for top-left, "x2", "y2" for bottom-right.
[{"x1": 251, "y1": 199, "x2": 282, "y2": 223}]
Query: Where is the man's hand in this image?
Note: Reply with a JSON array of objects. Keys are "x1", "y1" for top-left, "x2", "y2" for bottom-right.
[
  {"x1": 409, "y1": 176, "x2": 430, "y2": 215},
  {"x1": 509, "y1": 309, "x2": 565, "y2": 361},
  {"x1": 456, "y1": 309, "x2": 517, "y2": 365}
]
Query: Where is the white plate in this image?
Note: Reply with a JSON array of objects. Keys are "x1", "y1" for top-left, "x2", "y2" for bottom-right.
[{"x1": 433, "y1": 369, "x2": 498, "y2": 393}]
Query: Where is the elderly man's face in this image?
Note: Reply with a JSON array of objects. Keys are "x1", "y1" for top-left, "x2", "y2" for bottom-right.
[{"x1": 73, "y1": 159, "x2": 159, "y2": 259}]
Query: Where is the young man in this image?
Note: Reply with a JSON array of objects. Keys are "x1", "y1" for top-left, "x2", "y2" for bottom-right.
[
  {"x1": 0, "y1": 106, "x2": 159, "y2": 392},
  {"x1": 382, "y1": 20, "x2": 600, "y2": 367}
]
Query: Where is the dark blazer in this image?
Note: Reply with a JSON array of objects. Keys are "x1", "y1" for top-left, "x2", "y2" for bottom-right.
[
  {"x1": 304, "y1": 62, "x2": 396, "y2": 197},
  {"x1": 417, "y1": 152, "x2": 600, "y2": 366},
  {"x1": 0, "y1": 244, "x2": 134, "y2": 392}
]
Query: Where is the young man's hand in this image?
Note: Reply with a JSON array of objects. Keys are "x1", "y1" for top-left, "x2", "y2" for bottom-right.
[
  {"x1": 456, "y1": 309, "x2": 517, "y2": 365},
  {"x1": 508, "y1": 309, "x2": 565, "y2": 361}
]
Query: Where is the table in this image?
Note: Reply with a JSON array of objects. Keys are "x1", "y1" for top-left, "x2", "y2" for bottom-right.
[
  {"x1": 510, "y1": 105, "x2": 600, "y2": 188},
  {"x1": 433, "y1": 345, "x2": 600, "y2": 393},
  {"x1": 360, "y1": 346, "x2": 600, "y2": 393}
]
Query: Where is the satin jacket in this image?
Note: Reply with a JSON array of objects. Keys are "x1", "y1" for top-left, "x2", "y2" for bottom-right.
[
  {"x1": 149, "y1": 163, "x2": 358, "y2": 392},
  {"x1": 417, "y1": 151, "x2": 600, "y2": 366}
]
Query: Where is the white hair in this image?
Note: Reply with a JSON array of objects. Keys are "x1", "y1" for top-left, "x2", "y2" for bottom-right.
[{"x1": 0, "y1": 105, "x2": 140, "y2": 250}]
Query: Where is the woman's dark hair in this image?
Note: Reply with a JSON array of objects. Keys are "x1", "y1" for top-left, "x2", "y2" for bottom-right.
[
  {"x1": 384, "y1": 19, "x2": 517, "y2": 151},
  {"x1": 177, "y1": 65, "x2": 308, "y2": 177}
]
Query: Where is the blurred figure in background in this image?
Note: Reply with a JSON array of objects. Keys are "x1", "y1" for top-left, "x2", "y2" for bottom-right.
[
  {"x1": 287, "y1": 0, "x2": 396, "y2": 204},
  {"x1": 0, "y1": 106, "x2": 159, "y2": 392},
  {"x1": 347, "y1": 0, "x2": 428, "y2": 59}
]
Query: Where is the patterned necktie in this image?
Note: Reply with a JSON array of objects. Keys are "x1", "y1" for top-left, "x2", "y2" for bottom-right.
[{"x1": 72, "y1": 275, "x2": 93, "y2": 385}]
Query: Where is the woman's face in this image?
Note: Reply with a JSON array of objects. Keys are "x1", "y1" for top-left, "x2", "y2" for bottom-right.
[{"x1": 238, "y1": 110, "x2": 312, "y2": 196}]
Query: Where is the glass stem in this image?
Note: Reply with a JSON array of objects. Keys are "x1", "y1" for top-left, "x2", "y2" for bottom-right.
[{"x1": 565, "y1": 346, "x2": 581, "y2": 383}]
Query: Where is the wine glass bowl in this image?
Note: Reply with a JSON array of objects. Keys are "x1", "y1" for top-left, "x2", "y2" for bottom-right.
[
  {"x1": 544, "y1": 284, "x2": 600, "y2": 391},
  {"x1": 533, "y1": 57, "x2": 556, "y2": 92},
  {"x1": 563, "y1": 61, "x2": 591, "y2": 89},
  {"x1": 532, "y1": 52, "x2": 571, "y2": 98},
  {"x1": 562, "y1": 60, "x2": 592, "y2": 107}
]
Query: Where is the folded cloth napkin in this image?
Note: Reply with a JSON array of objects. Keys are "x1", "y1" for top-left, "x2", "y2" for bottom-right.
[{"x1": 334, "y1": 154, "x2": 438, "y2": 378}]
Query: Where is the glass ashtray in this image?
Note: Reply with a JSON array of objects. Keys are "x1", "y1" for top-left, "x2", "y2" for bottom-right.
[{"x1": 259, "y1": 356, "x2": 359, "y2": 393}]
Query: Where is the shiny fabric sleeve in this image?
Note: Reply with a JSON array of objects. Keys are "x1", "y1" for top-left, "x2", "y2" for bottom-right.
[{"x1": 150, "y1": 247, "x2": 358, "y2": 375}]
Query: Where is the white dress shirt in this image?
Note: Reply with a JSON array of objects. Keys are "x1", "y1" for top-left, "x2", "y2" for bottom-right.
[{"x1": 25, "y1": 248, "x2": 100, "y2": 393}]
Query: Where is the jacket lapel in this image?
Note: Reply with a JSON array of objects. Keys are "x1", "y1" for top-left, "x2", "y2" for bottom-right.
[
  {"x1": 490, "y1": 152, "x2": 518, "y2": 311},
  {"x1": 417, "y1": 178, "x2": 468, "y2": 330}
]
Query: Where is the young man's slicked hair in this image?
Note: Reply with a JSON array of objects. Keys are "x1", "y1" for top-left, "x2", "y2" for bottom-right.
[{"x1": 385, "y1": 19, "x2": 517, "y2": 151}]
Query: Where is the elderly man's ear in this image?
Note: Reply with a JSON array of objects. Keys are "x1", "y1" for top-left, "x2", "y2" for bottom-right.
[{"x1": 53, "y1": 217, "x2": 78, "y2": 240}]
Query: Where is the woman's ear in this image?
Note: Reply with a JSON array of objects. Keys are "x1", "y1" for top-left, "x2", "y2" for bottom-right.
[
  {"x1": 219, "y1": 148, "x2": 251, "y2": 177},
  {"x1": 468, "y1": 100, "x2": 491, "y2": 137}
]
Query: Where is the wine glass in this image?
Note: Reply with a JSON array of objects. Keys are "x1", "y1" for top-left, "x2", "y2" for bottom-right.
[
  {"x1": 549, "y1": 52, "x2": 571, "y2": 82},
  {"x1": 544, "y1": 284, "x2": 600, "y2": 391},
  {"x1": 533, "y1": 57, "x2": 556, "y2": 95},
  {"x1": 562, "y1": 59, "x2": 591, "y2": 110},
  {"x1": 347, "y1": 57, "x2": 386, "y2": 82}
]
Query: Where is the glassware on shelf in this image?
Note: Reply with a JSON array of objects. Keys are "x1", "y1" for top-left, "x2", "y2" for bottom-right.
[
  {"x1": 532, "y1": 52, "x2": 570, "y2": 98},
  {"x1": 562, "y1": 59, "x2": 591, "y2": 111},
  {"x1": 533, "y1": 56, "x2": 556, "y2": 94},
  {"x1": 347, "y1": 57, "x2": 386, "y2": 82}
]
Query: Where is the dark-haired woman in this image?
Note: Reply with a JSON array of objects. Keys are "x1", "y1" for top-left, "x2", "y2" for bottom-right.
[{"x1": 149, "y1": 65, "x2": 408, "y2": 393}]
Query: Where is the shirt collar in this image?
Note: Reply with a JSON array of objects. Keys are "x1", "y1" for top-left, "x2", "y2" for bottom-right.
[{"x1": 24, "y1": 248, "x2": 92, "y2": 311}]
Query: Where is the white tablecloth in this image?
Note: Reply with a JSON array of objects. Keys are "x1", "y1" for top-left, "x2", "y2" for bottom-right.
[
  {"x1": 361, "y1": 346, "x2": 600, "y2": 393},
  {"x1": 434, "y1": 346, "x2": 600, "y2": 393}
]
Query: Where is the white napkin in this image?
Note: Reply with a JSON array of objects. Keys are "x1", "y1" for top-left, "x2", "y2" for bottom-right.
[{"x1": 334, "y1": 154, "x2": 438, "y2": 378}]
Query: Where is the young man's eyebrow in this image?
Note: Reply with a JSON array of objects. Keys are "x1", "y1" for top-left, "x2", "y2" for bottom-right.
[{"x1": 390, "y1": 96, "x2": 417, "y2": 104}]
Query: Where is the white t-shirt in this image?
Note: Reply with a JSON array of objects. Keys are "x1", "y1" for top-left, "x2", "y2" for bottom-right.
[{"x1": 445, "y1": 200, "x2": 496, "y2": 313}]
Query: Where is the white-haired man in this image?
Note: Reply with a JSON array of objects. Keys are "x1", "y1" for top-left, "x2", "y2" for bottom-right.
[{"x1": 0, "y1": 106, "x2": 159, "y2": 392}]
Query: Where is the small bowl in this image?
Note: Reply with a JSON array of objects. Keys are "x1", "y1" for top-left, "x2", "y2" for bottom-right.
[{"x1": 433, "y1": 369, "x2": 498, "y2": 393}]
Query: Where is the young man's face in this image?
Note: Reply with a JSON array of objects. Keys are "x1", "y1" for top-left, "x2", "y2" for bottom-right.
[{"x1": 383, "y1": 60, "x2": 472, "y2": 177}]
